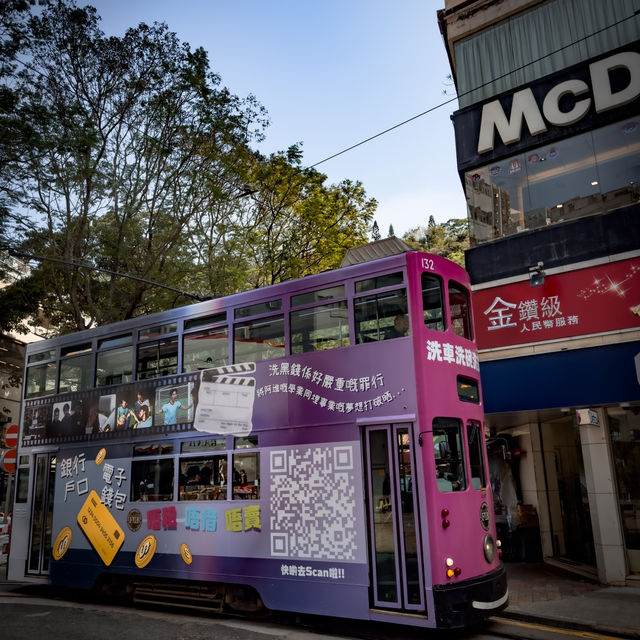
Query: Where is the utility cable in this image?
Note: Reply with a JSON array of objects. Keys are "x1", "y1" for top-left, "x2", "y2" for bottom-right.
[
  {"x1": 309, "y1": 10, "x2": 640, "y2": 168},
  {"x1": 0, "y1": 244, "x2": 210, "y2": 302}
]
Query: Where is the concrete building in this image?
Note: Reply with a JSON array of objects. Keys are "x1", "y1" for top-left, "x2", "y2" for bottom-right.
[{"x1": 438, "y1": 0, "x2": 640, "y2": 585}]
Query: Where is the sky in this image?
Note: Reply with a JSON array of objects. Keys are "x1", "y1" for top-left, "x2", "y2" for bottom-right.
[{"x1": 83, "y1": 0, "x2": 467, "y2": 238}]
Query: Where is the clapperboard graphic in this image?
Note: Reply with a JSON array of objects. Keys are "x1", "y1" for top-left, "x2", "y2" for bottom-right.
[{"x1": 193, "y1": 363, "x2": 256, "y2": 436}]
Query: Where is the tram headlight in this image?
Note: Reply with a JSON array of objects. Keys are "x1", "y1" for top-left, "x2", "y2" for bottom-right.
[{"x1": 483, "y1": 533, "x2": 496, "y2": 563}]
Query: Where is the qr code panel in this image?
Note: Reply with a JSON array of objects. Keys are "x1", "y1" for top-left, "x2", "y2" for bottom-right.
[{"x1": 270, "y1": 446, "x2": 358, "y2": 560}]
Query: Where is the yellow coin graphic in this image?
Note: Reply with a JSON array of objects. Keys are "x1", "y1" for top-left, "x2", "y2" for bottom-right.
[
  {"x1": 135, "y1": 535, "x2": 157, "y2": 568},
  {"x1": 180, "y1": 542, "x2": 193, "y2": 565},
  {"x1": 95, "y1": 448, "x2": 107, "y2": 465},
  {"x1": 52, "y1": 526, "x2": 73, "y2": 561}
]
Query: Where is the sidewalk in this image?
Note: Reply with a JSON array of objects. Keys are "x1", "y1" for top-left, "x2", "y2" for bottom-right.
[{"x1": 498, "y1": 561, "x2": 640, "y2": 638}]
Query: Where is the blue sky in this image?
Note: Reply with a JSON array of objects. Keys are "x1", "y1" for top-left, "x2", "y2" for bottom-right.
[{"x1": 86, "y1": 0, "x2": 466, "y2": 238}]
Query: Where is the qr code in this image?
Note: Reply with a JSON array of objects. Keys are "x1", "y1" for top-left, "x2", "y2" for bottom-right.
[{"x1": 270, "y1": 445, "x2": 357, "y2": 560}]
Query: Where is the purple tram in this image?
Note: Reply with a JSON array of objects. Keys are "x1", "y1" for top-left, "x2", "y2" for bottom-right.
[{"x1": 9, "y1": 249, "x2": 507, "y2": 628}]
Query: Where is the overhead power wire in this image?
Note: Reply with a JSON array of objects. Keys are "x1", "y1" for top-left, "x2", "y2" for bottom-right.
[
  {"x1": 309, "y1": 10, "x2": 640, "y2": 168},
  {"x1": 1, "y1": 245, "x2": 210, "y2": 302}
]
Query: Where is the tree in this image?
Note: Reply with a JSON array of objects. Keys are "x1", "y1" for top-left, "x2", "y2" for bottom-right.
[
  {"x1": 371, "y1": 220, "x2": 381, "y2": 241},
  {"x1": 402, "y1": 217, "x2": 469, "y2": 266},
  {"x1": 0, "y1": 1, "x2": 376, "y2": 335},
  {"x1": 388, "y1": 224, "x2": 395, "y2": 237}
]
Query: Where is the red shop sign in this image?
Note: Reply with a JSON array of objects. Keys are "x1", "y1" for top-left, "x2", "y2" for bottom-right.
[{"x1": 473, "y1": 257, "x2": 640, "y2": 350}]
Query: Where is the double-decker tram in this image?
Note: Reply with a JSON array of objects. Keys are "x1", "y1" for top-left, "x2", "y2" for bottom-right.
[{"x1": 9, "y1": 248, "x2": 508, "y2": 628}]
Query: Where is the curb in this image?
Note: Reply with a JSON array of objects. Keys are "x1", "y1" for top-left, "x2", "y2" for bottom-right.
[{"x1": 493, "y1": 609, "x2": 640, "y2": 639}]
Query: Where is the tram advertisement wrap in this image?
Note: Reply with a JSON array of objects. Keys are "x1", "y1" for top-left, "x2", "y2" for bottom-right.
[{"x1": 50, "y1": 437, "x2": 368, "y2": 587}]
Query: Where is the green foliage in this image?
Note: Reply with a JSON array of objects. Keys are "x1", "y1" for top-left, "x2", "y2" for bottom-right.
[
  {"x1": 0, "y1": 1, "x2": 376, "y2": 335},
  {"x1": 402, "y1": 217, "x2": 469, "y2": 267},
  {"x1": 371, "y1": 220, "x2": 381, "y2": 241}
]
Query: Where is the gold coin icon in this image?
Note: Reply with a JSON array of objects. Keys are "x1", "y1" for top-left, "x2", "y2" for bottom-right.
[
  {"x1": 95, "y1": 448, "x2": 107, "y2": 465},
  {"x1": 180, "y1": 542, "x2": 193, "y2": 565},
  {"x1": 135, "y1": 535, "x2": 157, "y2": 568},
  {"x1": 52, "y1": 527, "x2": 72, "y2": 561}
]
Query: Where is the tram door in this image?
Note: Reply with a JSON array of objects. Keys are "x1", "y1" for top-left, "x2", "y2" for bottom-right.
[
  {"x1": 27, "y1": 453, "x2": 56, "y2": 576},
  {"x1": 364, "y1": 424, "x2": 425, "y2": 612}
]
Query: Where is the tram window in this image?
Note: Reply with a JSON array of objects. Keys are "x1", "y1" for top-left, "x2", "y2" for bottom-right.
[
  {"x1": 235, "y1": 299, "x2": 282, "y2": 319},
  {"x1": 291, "y1": 301, "x2": 349, "y2": 353},
  {"x1": 234, "y1": 316, "x2": 284, "y2": 363},
  {"x1": 185, "y1": 311, "x2": 227, "y2": 331},
  {"x1": 232, "y1": 452, "x2": 259, "y2": 500},
  {"x1": 422, "y1": 273, "x2": 445, "y2": 331},
  {"x1": 139, "y1": 322, "x2": 177, "y2": 340},
  {"x1": 234, "y1": 435, "x2": 258, "y2": 449},
  {"x1": 25, "y1": 362, "x2": 57, "y2": 398},
  {"x1": 457, "y1": 376, "x2": 479, "y2": 403},
  {"x1": 98, "y1": 334, "x2": 132, "y2": 350},
  {"x1": 131, "y1": 458, "x2": 175, "y2": 502},
  {"x1": 183, "y1": 326, "x2": 229, "y2": 371},
  {"x1": 179, "y1": 454, "x2": 228, "y2": 501},
  {"x1": 27, "y1": 349, "x2": 56, "y2": 364},
  {"x1": 61, "y1": 343, "x2": 91, "y2": 357},
  {"x1": 432, "y1": 418, "x2": 467, "y2": 492},
  {"x1": 291, "y1": 285, "x2": 345, "y2": 307},
  {"x1": 467, "y1": 422, "x2": 487, "y2": 490},
  {"x1": 15, "y1": 467, "x2": 29, "y2": 503},
  {"x1": 355, "y1": 271, "x2": 403, "y2": 293},
  {"x1": 96, "y1": 346, "x2": 132, "y2": 387},
  {"x1": 133, "y1": 443, "x2": 174, "y2": 456},
  {"x1": 181, "y1": 438, "x2": 227, "y2": 453},
  {"x1": 59, "y1": 353, "x2": 92, "y2": 393},
  {"x1": 137, "y1": 338, "x2": 178, "y2": 380},
  {"x1": 354, "y1": 289, "x2": 408, "y2": 343},
  {"x1": 449, "y1": 281, "x2": 473, "y2": 339}
]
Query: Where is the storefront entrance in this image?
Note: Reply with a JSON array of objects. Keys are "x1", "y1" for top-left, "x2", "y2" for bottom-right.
[{"x1": 541, "y1": 416, "x2": 595, "y2": 567}]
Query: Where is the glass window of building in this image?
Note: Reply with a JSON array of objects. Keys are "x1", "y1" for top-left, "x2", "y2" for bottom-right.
[
  {"x1": 291, "y1": 301, "x2": 350, "y2": 353},
  {"x1": 183, "y1": 326, "x2": 229, "y2": 371},
  {"x1": 232, "y1": 451, "x2": 259, "y2": 500},
  {"x1": 25, "y1": 362, "x2": 57, "y2": 398},
  {"x1": 453, "y1": 0, "x2": 639, "y2": 107},
  {"x1": 354, "y1": 289, "x2": 408, "y2": 343},
  {"x1": 422, "y1": 273, "x2": 444, "y2": 331},
  {"x1": 433, "y1": 418, "x2": 467, "y2": 493},
  {"x1": 179, "y1": 454, "x2": 228, "y2": 501},
  {"x1": 234, "y1": 316, "x2": 284, "y2": 363},
  {"x1": 137, "y1": 338, "x2": 178, "y2": 380},
  {"x1": 466, "y1": 117, "x2": 640, "y2": 245},
  {"x1": 449, "y1": 281, "x2": 472, "y2": 339}
]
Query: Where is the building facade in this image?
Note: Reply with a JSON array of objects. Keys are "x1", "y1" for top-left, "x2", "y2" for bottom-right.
[{"x1": 438, "y1": 0, "x2": 640, "y2": 584}]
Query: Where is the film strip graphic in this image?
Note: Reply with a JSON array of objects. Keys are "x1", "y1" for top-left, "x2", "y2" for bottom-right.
[{"x1": 194, "y1": 362, "x2": 257, "y2": 436}]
